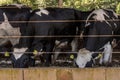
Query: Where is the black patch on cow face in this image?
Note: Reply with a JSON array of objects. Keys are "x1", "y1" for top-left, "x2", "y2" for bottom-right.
[{"x1": 85, "y1": 59, "x2": 93, "y2": 67}]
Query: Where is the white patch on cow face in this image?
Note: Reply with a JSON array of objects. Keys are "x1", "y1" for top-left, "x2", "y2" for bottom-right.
[
  {"x1": 13, "y1": 48, "x2": 28, "y2": 60},
  {"x1": 103, "y1": 42, "x2": 112, "y2": 64},
  {"x1": 111, "y1": 39, "x2": 117, "y2": 48},
  {"x1": 58, "y1": 41, "x2": 68, "y2": 48},
  {"x1": 92, "y1": 9, "x2": 109, "y2": 21},
  {"x1": 55, "y1": 40, "x2": 68, "y2": 48},
  {"x1": 36, "y1": 8, "x2": 49, "y2": 16},
  {"x1": 0, "y1": 29, "x2": 9, "y2": 45},
  {"x1": 8, "y1": 28, "x2": 21, "y2": 45},
  {"x1": 85, "y1": 9, "x2": 111, "y2": 27},
  {"x1": 114, "y1": 23, "x2": 117, "y2": 28},
  {"x1": 99, "y1": 42, "x2": 112, "y2": 65},
  {"x1": 76, "y1": 48, "x2": 93, "y2": 68},
  {"x1": 85, "y1": 22, "x2": 91, "y2": 27},
  {"x1": 112, "y1": 18, "x2": 118, "y2": 29},
  {"x1": 55, "y1": 40, "x2": 60, "y2": 45},
  {"x1": 0, "y1": 13, "x2": 21, "y2": 46},
  {"x1": 71, "y1": 38, "x2": 78, "y2": 52},
  {"x1": 0, "y1": 13, "x2": 12, "y2": 29}
]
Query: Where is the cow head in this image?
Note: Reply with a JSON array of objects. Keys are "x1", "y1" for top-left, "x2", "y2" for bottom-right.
[
  {"x1": 76, "y1": 9, "x2": 118, "y2": 68},
  {"x1": 76, "y1": 48, "x2": 93, "y2": 68}
]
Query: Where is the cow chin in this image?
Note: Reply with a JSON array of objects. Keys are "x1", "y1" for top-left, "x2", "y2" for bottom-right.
[{"x1": 75, "y1": 48, "x2": 93, "y2": 68}]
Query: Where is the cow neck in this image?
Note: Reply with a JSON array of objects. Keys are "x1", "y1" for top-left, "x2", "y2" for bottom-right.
[{"x1": 1, "y1": 13, "x2": 21, "y2": 46}]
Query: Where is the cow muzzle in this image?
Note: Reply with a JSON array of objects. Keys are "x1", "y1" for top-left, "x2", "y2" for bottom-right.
[{"x1": 75, "y1": 48, "x2": 93, "y2": 68}]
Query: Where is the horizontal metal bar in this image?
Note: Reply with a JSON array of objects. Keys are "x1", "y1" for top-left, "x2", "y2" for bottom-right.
[
  {"x1": 0, "y1": 51, "x2": 120, "y2": 54},
  {"x1": 0, "y1": 35, "x2": 119, "y2": 38},
  {"x1": 1, "y1": 19, "x2": 119, "y2": 23}
]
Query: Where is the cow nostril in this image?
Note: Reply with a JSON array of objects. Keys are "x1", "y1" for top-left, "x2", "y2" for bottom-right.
[{"x1": 82, "y1": 63, "x2": 84, "y2": 66}]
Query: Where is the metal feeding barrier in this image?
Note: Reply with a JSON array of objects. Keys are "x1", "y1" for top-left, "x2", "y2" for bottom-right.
[{"x1": 0, "y1": 18, "x2": 119, "y2": 67}]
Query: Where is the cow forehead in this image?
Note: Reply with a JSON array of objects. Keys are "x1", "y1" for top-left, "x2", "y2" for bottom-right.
[
  {"x1": 85, "y1": 9, "x2": 118, "y2": 28},
  {"x1": 86, "y1": 9, "x2": 109, "y2": 22},
  {"x1": 93, "y1": 9, "x2": 109, "y2": 21},
  {"x1": 86, "y1": 9, "x2": 118, "y2": 22}
]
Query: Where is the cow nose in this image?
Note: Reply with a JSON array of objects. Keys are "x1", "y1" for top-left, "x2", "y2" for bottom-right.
[{"x1": 82, "y1": 63, "x2": 85, "y2": 66}]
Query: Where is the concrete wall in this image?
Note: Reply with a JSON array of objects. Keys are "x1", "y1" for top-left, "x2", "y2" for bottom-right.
[{"x1": 0, "y1": 68, "x2": 120, "y2": 80}]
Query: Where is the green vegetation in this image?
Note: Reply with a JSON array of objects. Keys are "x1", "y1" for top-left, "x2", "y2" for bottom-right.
[{"x1": 0, "y1": 0, "x2": 119, "y2": 14}]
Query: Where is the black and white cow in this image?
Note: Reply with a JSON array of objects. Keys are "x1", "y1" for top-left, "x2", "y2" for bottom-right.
[
  {"x1": 23, "y1": 8, "x2": 84, "y2": 66},
  {"x1": 0, "y1": 4, "x2": 32, "y2": 68},
  {"x1": 75, "y1": 9, "x2": 119, "y2": 68},
  {"x1": 12, "y1": 8, "x2": 95, "y2": 67}
]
